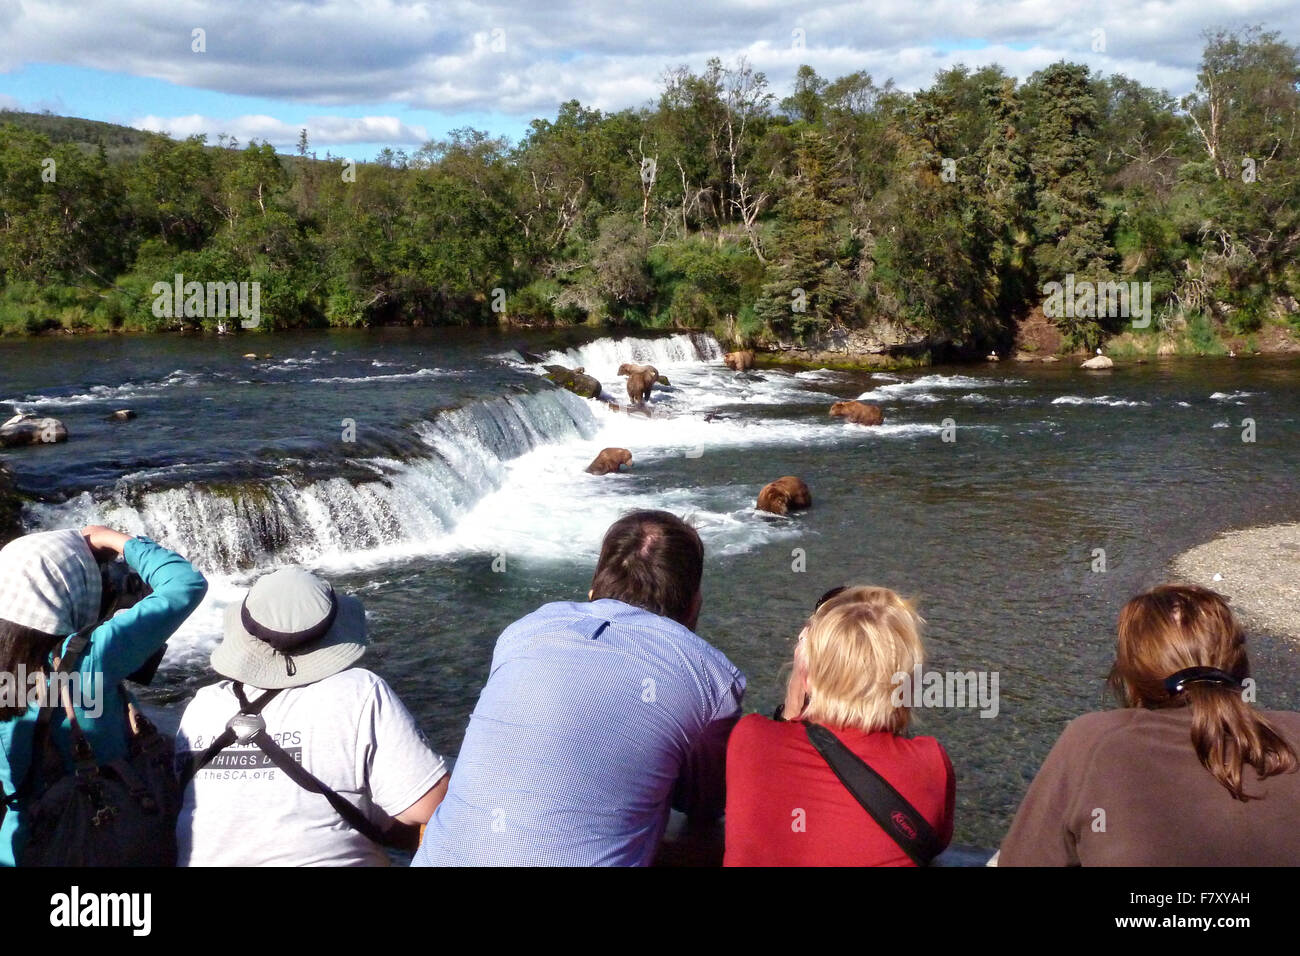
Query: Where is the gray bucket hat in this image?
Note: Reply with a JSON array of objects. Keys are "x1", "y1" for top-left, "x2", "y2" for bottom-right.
[{"x1": 212, "y1": 567, "x2": 366, "y2": 689}]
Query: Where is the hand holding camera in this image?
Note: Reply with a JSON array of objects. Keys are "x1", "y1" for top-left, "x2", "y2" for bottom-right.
[{"x1": 81, "y1": 524, "x2": 131, "y2": 561}]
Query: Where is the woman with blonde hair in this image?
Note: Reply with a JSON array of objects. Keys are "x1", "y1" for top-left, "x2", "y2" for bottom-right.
[
  {"x1": 724, "y1": 586, "x2": 954, "y2": 866},
  {"x1": 1000, "y1": 584, "x2": 1300, "y2": 866}
]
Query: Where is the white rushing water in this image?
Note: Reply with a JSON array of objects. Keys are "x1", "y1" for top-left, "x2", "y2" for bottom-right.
[{"x1": 25, "y1": 332, "x2": 996, "y2": 666}]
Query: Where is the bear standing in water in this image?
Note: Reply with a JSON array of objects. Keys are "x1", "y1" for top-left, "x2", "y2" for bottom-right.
[
  {"x1": 724, "y1": 351, "x2": 755, "y2": 371},
  {"x1": 586, "y1": 448, "x2": 633, "y2": 475},
  {"x1": 624, "y1": 368, "x2": 658, "y2": 404}
]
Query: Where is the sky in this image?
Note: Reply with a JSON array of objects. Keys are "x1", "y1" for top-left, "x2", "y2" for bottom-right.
[{"x1": 0, "y1": 0, "x2": 1296, "y2": 160}]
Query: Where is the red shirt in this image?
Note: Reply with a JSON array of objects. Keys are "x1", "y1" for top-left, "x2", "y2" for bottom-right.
[{"x1": 724, "y1": 713, "x2": 955, "y2": 866}]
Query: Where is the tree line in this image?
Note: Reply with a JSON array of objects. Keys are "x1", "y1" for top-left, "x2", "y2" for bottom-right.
[{"x1": 1, "y1": 25, "x2": 1297, "y2": 356}]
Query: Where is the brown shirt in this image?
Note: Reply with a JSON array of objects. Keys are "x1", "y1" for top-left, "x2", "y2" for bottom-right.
[{"x1": 1000, "y1": 706, "x2": 1300, "y2": 866}]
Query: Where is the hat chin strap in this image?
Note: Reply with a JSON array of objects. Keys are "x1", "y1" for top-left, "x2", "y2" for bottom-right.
[{"x1": 240, "y1": 587, "x2": 339, "y2": 653}]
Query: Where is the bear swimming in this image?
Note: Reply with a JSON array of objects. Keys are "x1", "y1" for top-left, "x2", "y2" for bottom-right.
[
  {"x1": 756, "y1": 476, "x2": 811, "y2": 515},
  {"x1": 829, "y1": 400, "x2": 884, "y2": 426}
]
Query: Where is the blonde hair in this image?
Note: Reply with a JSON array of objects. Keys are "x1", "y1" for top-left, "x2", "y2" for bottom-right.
[{"x1": 799, "y1": 586, "x2": 925, "y2": 734}]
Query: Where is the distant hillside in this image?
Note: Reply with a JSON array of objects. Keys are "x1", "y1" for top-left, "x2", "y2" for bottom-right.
[
  {"x1": 0, "y1": 109, "x2": 335, "y2": 170},
  {"x1": 0, "y1": 109, "x2": 161, "y2": 159}
]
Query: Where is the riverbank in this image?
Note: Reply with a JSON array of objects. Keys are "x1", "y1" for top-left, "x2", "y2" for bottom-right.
[
  {"x1": 1172, "y1": 523, "x2": 1300, "y2": 642},
  {"x1": 8, "y1": 311, "x2": 1299, "y2": 374}
]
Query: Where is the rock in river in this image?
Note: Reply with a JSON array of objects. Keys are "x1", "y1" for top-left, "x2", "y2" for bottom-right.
[
  {"x1": 543, "y1": 365, "x2": 602, "y2": 399},
  {"x1": 0, "y1": 414, "x2": 68, "y2": 447}
]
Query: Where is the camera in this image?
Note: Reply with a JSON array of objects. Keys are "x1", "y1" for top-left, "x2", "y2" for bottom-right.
[
  {"x1": 100, "y1": 557, "x2": 152, "y2": 617},
  {"x1": 99, "y1": 557, "x2": 165, "y2": 685}
]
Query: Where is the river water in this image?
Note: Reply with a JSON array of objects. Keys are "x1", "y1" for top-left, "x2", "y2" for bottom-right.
[{"x1": 2, "y1": 327, "x2": 1298, "y2": 847}]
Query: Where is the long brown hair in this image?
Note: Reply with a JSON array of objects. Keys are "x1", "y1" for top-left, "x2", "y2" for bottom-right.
[
  {"x1": 1109, "y1": 584, "x2": 1297, "y2": 801},
  {"x1": 0, "y1": 618, "x2": 61, "y2": 721}
]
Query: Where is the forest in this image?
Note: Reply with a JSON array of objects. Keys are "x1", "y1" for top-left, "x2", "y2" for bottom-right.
[{"x1": 0, "y1": 25, "x2": 1297, "y2": 359}]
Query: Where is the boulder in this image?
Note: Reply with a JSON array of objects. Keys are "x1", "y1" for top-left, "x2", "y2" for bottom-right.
[
  {"x1": 107, "y1": 409, "x2": 137, "y2": 422},
  {"x1": 0, "y1": 414, "x2": 68, "y2": 447},
  {"x1": 543, "y1": 365, "x2": 602, "y2": 399},
  {"x1": 1081, "y1": 355, "x2": 1114, "y2": 369}
]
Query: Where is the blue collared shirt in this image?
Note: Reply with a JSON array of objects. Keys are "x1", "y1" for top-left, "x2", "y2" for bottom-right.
[{"x1": 413, "y1": 599, "x2": 745, "y2": 866}]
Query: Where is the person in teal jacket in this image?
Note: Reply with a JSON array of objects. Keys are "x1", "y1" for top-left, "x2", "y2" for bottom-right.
[{"x1": 0, "y1": 524, "x2": 207, "y2": 866}]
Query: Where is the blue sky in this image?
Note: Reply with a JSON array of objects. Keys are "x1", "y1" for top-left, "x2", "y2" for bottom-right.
[{"x1": 0, "y1": 1, "x2": 1295, "y2": 160}]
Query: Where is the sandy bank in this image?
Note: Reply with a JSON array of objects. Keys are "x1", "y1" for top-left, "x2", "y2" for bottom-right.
[{"x1": 1171, "y1": 523, "x2": 1300, "y2": 641}]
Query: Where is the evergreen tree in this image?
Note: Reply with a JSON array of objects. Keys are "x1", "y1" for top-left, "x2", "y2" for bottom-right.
[
  {"x1": 976, "y1": 78, "x2": 1034, "y2": 318},
  {"x1": 1027, "y1": 62, "x2": 1116, "y2": 347},
  {"x1": 753, "y1": 129, "x2": 851, "y2": 340}
]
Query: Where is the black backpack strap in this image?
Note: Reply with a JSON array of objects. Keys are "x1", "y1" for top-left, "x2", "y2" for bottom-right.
[
  {"x1": 804, "y1": 722, "x2": 943, "y2": 866},
  {"x1": 15, "y1": 624, "x2": 96, "y2": 802},
  {"x1": 179, "y1": 683, "x2": 406, "y2": 849},
  {"x1": 177, "y1": 682, "x2": 283, "y2": 788},
  {"x1": 242, "y1": 727, "x2": 391, "y2": 846}
]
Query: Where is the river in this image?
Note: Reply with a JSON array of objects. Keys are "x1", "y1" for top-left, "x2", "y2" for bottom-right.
[{"x1": 2, "y1": 327, "x2": 1298, "y2": 847}]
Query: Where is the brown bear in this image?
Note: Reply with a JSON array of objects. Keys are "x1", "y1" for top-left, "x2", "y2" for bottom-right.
[
  {"x1": 756, "y1": 476, "x2": 811, "y2": 516},
  {"x1": 586, "y1": 447, "x2": 632, "y2": 475},
  {"x1": 724, "y1": 350, "x2": 755, "y2": 371},
  {"x1": 626, "y1": 368, "x2": 657, "y2": 404},
  {"x1": 829, "y1": 400, "x2": 884, "y2": 426},
  {"x1": 617, "y1": 362, "x2": 657, "y2": 377}
]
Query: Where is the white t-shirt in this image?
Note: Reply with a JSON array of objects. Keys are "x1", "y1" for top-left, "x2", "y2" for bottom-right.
[{"x1": 175, "y1": 667, "x2": 447, "y2": 867}]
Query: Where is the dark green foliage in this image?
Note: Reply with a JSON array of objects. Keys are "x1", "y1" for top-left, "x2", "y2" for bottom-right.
[{"x1": 0, "y1": 27, "x2": 1296, "y2": 353}]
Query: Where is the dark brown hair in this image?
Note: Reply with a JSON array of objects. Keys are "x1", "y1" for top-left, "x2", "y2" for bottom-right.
[
  {"x1": 590, "y1": 510, "x2": 704, "y2": 625},
  {"x1": 0, "y1": 618, "x2": 61, "y2": 721},
  {"x1": 1109, "y1": 584, "x2": 1298, "y2": 801}
]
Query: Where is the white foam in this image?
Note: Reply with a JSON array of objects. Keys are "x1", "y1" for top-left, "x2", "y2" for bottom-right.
[
  {"x1": 1051, "y1": 395, "x2": 1150, "y2": 408},
  {"x1": 857, "y1": 373, "x2": 1023, "y2": 403},
  {"x1": 7, "y1": 369, "x2": 201, "y2": 410},
  {"x1": 310, "y1": 368, "x2": 450, "y2": 385}
]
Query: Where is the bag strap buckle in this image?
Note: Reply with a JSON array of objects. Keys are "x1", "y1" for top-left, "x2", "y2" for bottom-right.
[{"x1": 226, "y1": 712, "x2": 265, "y2": 745}]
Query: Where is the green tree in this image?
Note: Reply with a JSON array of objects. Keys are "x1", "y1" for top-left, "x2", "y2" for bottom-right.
[
  {"x1": 754, "y1": 130, "x2": 852, "y2": 340},
  {"x1": 1026, "y1": 62, "x2": 1116, "y2": 346}
]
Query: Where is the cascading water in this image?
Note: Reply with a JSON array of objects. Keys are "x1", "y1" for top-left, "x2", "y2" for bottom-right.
[
  {"x1": 26, "y1": 388, "x2": 600, "y2": 574},
  {"x1": 538, "y1": 331, "x2": 722, "y2": 372}
]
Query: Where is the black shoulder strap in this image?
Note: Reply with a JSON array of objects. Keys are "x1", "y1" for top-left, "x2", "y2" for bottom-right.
[
  {"x1": 243, "y1": 727, "x2": 391, "y2": 846},
  {"x1": 804, "y1": 722, "x2": 942, "y2": 866},
  {"x1": 181, "y1": 684, "x2": 398, "y2": 848},
  {"x1": 177, "y1": 684, "x2": 283, "y2": 788},
  {"x1": 15, "y1": 624, "x2": 97, "y2": 802}
]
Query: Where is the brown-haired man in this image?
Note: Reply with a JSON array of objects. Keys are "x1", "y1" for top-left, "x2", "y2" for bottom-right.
[{"x1": 414, "y1": 510, "x2": 745, "y2": 866}]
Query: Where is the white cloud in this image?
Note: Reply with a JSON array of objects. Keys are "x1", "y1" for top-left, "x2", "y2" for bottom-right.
[
  {"x1": 131, "y1": 112, "x2": 429, "y2": 147},
  {"x1": 1, "y1": 0, "x2": 1296, "y2": 123},
  {"x1": 0, "y1": 93, "x2": 20, "y2": 110}
]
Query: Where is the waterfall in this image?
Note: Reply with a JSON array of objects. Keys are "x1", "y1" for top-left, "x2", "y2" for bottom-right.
[
  {"x1": 26, "y1": 388, "x2": 598, "y2": 574},
  {"x1": 539, "y1": 332, "x2": 722, "y2": 373}
]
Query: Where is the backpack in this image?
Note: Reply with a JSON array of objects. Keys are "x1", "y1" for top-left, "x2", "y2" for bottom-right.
[{"x1": 0, "y1": 626, "x2": 180, "y2": 867}]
